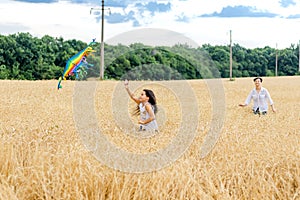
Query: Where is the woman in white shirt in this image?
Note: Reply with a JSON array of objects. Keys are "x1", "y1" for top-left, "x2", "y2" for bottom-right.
[
  {"x1": 124, "y1": 80, "x2": 158, "y2": 131},
  {"x1": 239, "y1": 77, "x2": 276, "y2": 115}
]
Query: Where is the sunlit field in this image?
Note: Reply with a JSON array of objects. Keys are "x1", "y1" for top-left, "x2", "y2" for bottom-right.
[{"x1": 0, "y1": 76, "x2": 299, "y2": 199}]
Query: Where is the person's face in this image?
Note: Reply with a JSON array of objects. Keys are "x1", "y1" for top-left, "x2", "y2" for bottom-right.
[
  {"x1": 139, "y1": 91, "x2": 149, "y2": 102},
  {"x1": 254, "y1": 79, "x2": 262, "y2": 87}
]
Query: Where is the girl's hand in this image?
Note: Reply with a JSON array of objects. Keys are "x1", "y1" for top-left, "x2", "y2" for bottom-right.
[{"x1": 124, "y1": 79, "x2": 129, "y2": 87}]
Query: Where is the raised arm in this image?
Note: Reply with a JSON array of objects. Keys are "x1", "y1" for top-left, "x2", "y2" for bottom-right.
[{"x1": 124, "y1": 79, "x2": 140, "y2": 104}]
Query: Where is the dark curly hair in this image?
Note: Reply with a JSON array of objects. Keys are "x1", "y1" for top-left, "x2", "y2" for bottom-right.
[
  {"x1": 133, "y1": 89, "x2": 157, "y2": 116},
  {"x1": 253, "y1": 77, "x2": 263, "y2": 82}
]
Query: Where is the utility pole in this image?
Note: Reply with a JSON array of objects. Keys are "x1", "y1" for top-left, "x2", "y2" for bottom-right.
[
  {"x1": 229, "y1": 30, "x2": 233, "y2": 80},
  {"x1": 100, "y1": 0, "x2": 105, "y2": 80},
  {"x1": 90, "y1": 1, "x2": 106, "y2": 80},
  {"x1": 298, "y1": 40, "x2": 300, "y2": 72},
  {"x1": 275, "y1": 43, "x2": 278, "y2": 76}
]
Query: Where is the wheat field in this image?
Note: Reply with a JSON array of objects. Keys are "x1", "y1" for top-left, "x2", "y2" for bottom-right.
[{"x1": 0, "y1": 76, "x2": 299, "y2": 199}]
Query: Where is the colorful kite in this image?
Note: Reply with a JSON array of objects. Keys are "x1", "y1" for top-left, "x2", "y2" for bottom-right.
[
  {"x1": 57, "y1": 39, "x2": 96, "y2": 90},
  {"x1": 71, "y1": 57, "x2": 94, "y2": 79}
]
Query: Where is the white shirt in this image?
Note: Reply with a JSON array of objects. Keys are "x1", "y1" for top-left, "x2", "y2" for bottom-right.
[
  {"x1": 139, "y1": 102, "x2": 158, "y2": 131},
  {"x1": 244, "y1": 87, "x2": 274, "y2": 112}
]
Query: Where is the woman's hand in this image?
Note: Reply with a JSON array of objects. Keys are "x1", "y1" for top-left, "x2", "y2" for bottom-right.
[{"x1": 271, "y1": 105, "x2": 276, "y2": 113}]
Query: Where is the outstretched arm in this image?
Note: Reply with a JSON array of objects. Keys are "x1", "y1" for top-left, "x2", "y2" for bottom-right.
[
  {"x1": 239, "y1": 90, "x2": 252, "y2": 107},
  {"x1": 124, "y1": 79, "x2": 140, "y2": 104}
]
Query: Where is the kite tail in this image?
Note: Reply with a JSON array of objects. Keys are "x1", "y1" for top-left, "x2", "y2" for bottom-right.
[{"x1": 57, "y1": 77, "x2": 62, "y2": 90}]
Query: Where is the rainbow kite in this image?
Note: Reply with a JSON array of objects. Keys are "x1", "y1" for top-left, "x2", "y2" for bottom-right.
[
  {"x1": 71, "y1": 57, "x2": 94, "y2": 79},
  {"x1": 57, "y1": 39, "x2": 96, "y2": 90}
]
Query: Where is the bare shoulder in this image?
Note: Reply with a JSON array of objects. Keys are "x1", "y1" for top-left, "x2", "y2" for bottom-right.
[{"x1": 144, "y1": 102, "x2": 153, "y2": 109}]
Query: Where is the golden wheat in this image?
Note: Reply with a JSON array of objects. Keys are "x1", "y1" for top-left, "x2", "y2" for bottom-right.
[{"x1": 0, "y1": 77, "x2": 299, "y2": 199}]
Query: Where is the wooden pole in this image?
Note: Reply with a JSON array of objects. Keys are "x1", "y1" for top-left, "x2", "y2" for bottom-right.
[
  {"x1": 100, "y1": 0, "x2": 104, "y2": 80},
  {"x1": 229, "y1": 30, "x2": 232, "y2": 80},
  {"x1": 275, "y1": 43, "x2": 278, "y2": 76},
  {"x1": 298, "y1": 40, "x2": 300, "y2": 72}
]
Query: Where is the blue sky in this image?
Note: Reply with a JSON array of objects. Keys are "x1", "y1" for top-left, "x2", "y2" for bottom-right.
[{"x1": 1, "y1": 0, "x2": 300, "y2": 48}]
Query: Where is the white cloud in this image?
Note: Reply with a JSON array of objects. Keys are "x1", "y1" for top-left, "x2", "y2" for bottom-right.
[{"x1": 0, "y1": 0, "x2": 299, "y2": 49}]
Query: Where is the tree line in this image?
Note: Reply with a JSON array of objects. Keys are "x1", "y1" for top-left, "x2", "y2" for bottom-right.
[{"x1": 0, "y1": 32, "x2": 299, "y2": 80}]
